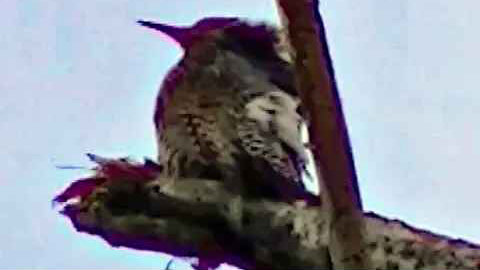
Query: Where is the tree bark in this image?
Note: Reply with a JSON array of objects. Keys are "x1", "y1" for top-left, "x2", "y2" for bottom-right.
[
  {"x1": 274, "y1": 0, "x2": 369, "y2": 268},
  {"x1": 55, "y1": 158, "x2": 480, "y2": 270}
]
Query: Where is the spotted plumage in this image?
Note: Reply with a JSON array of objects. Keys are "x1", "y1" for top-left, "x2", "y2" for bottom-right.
[{"x1": 140, "y1": 17, "x2": 312, "y2": 201}]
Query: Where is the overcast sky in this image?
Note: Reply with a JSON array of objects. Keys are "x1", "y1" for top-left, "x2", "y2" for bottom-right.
[{"x1": 1, "y1": 0, "x2": 480, "y2": 269}]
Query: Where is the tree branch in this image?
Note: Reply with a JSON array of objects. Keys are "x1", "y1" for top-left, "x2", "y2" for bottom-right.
[
  {"x1": 58, "y1": 179, "x2": 330, "y2": 269},
  {"x1": 54, "y1": 158, "x2": 480, "y2": 269},
  {"x1": 274, "y1": 0, "x2": 368, "y2": 268}
]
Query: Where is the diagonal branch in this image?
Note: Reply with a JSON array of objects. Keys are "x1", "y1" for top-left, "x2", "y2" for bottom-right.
[{"x1": 275, "y1": 0, "x2": 369, "y2": 268}]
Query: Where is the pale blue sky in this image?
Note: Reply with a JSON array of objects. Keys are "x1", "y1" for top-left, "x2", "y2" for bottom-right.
[{"x1": 1, "y1": 0, "x2": 480, "y2": 268}]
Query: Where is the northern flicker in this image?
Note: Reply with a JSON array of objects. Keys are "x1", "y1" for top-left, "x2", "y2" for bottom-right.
[{"x1": 139, "y1": 18, "x2": 313, "y2": 202}]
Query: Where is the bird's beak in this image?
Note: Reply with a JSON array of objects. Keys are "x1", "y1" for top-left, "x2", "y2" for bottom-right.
[{"x1": 137, "y1": 20, "x2": 191, "y2": 48}]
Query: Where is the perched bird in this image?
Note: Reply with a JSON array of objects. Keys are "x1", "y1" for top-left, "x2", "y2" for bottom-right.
[{"x1": 139, "y1": 18, "x2": 313, "y2": 202}]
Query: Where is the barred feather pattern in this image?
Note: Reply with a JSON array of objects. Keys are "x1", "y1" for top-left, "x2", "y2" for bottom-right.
[
  {"x1": 236, "y1": 118, "x2": 302, "y2": 183},
  {"x1": 156, "y1": 87, "x2": 306, "y2": 187},
  {"x1": 156, "y1": 89, "x2": 240, "y2": 179},
  {"x1": 148, "y1": 18, "x2": 310, "y2": 200}
]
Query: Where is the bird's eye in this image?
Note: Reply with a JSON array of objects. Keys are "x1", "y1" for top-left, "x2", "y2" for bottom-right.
[{"x1": 264, "y1": 109, "x2": 276, "y2": 115}]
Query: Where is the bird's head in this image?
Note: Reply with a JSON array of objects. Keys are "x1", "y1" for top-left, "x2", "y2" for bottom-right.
[{"x1": 138, "y1": 17, "x2": 281, "y2": 61}]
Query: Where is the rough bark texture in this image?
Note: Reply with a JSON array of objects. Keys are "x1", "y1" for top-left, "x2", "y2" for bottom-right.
[
  {"x1": 54, "y1": 158, "x2": 480, "y2": 270},
  {"x1": 275, "y1": 0, "x2": 368, "y2": 268},
  {"x1": 54, "y1": 158, "x2": 330, "y2": 270}
]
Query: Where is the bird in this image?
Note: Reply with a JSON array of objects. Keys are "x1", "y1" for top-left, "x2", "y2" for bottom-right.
[{"x1": 138, "y1": 17, "x2": 315, "y2": 202}]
